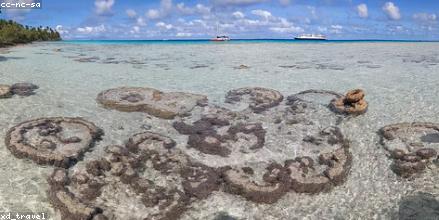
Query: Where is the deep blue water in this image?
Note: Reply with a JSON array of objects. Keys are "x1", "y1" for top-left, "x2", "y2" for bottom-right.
[{"x1": 60, "y1": 39, "x2": 439, "y2": 45}]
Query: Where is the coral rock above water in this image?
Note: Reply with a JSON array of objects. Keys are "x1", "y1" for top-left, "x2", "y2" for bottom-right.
[
  {"x1": 330, "y1": 89, "x2": 368, "y2": 115},
  {"x1": 0, "y1": 84, "x2": 12, "y2": 99},
  {"x1": 5, "y1": 117, "x2": 103, "y2": 168},
  {"x1": 96, "y1": 87, "x2": 208, "y2": 119}
]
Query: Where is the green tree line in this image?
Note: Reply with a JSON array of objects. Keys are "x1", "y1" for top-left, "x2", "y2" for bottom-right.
[{"x1": 0, "y1": 19, "x2": 61, "y2": 47}]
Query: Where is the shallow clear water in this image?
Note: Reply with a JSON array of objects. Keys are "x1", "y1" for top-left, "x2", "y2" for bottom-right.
[{"x1": 0, "y1": 42, "x2": 439, "y2": 219}]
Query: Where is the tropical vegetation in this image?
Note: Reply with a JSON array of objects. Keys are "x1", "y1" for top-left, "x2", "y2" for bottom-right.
[{"x1": 0, "y1": 19, "x2": 61, "y2": 47}]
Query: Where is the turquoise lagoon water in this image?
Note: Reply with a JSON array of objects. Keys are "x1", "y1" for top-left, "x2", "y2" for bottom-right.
[
  {"x1": 62, "y1": 39, "x2": 438, "y2": 45},
  {"x1": 0, "y1": 40, "x2": 439, "y2": 219}
]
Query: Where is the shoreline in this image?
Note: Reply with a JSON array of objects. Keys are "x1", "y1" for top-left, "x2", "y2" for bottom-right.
[{"x1": 0, "y1": 43, "x2": 34, "y2": 53}]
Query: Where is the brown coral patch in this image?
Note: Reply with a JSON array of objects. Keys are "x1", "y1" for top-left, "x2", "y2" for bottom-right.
[
  {"x1": 10, "y1": 82, "x2": 39, "y2": 96},
  {"x1": 180, "y1": 162, "x2": 221, "y2": 199},
  {"x1": 47, "y1": 133, "x2": 192, "y2": 220},
  {"x1": 285, "y1": 128, "x2": 352, "y2": 194},
  {"x1": 97, "y1": 87, "x2": 208, "y2": 119},
  {"x1": 379, "y1": 122, "x2": 439, "y2": 178},
  {"x1": 225, "y1": 87, "x2": 284, "y2": 113},
  {"x1": 125, "y1": 131, "x2": 180, "y2": 174},
  {"x1": 5, "y1": 117, "x2": 103, "y2": 168},
  {"x1": 222, "y1": 163, "x2": 289, "y2": 204},
  {"x1": 173, "y1": 115, "x2": 266, "y2": 157}
]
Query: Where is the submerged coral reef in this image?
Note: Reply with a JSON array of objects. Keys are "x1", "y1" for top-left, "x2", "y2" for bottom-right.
[
  {"x1": 96, "y1": 87, "x2": 207, "y2": 119},
  {"x1": 5, "y1": 117, "x2": 103, "y2": 168},
  {"x1": 10, "y1": 86, "x2": 437, "y2": 219},
  {"x1": 379, "y1": 122, "x2": 439, "y2": 178},
  {"x1": 0, "y1": 82, "x2": 38, "y2": 98}
]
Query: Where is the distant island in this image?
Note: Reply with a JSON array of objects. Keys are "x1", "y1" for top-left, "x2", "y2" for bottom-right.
[{"x1": 0, "y1": 19, "x2": 61, "y2": 47}]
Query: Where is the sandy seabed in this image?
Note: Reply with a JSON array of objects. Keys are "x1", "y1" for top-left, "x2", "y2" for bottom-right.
[{"x1": 0, "y1": 42, "x2": 439, "y2": 219}]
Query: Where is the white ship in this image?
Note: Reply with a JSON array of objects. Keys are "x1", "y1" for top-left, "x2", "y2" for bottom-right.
[
  {"x1": 211, "y1": 35, "x2": 230, "y2": 42},
  {"x1": 294, "y1": 34, "x2": 327, "y2": 40}
]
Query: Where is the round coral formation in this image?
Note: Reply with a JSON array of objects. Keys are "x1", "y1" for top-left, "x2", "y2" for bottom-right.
[
  {"x1": 5, "y1": 117, "x2": 103, "y2": 168},
  {"x1": 225, "y1": 87, "x2": 284, "y2": 113},
  {"x1": 96, "y1": 87, "x2": 208, "y2": 119},
  {"x1": 379, "y1": 122, "x2": 439, "y2": 178},
  {"x1": 10, "y1": 82, "x2": 39, "y2": 96}
]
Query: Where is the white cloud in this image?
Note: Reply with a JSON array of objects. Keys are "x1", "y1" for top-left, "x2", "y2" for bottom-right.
[
  {"x1": 317, "y1": 26, "x2": 328, "y2": 33},
  {"x1": 147, "y1": 9, "x2": 161, "y2": 19},
  {"x1": 413, "y1": 13, "x2": 437, "y2": 23},
  {"x1": 77, "y1": 25, "x2": 106, "y2": 34},
  {"x1": 176, "y1": 3, "x2": 211, "y2": 15},
  {"x1": 382, "y1": 2, "x2": 401, "y2": 20},
  {"x1": 231, "y1": 10, "x2": 304, "y2": 35},
  {"x1": 308, "y1": 6, "x2": 317, "y2": 19},
  {"x1": 176, "y1": 32, "x2": 192, "y2": 37},
  {"x1": 161, "y1": 0, "x2": 173, "y2": 11},
  {"x1": 330, "y1": 25, "x2": 343, "y2": 34},
  {"x1": 136, "y1": 17, "x2": 147, "y2": 26},
  {"x1": 95, "y1": 0, "x2": 115, "y2": 16},
  {"x1": 55, "y1": 25, "x2": 69, "y2": 35},
  {"x1": 156, "y1": 22, "x2": 174, "y2": 30},
  {"x1": 176, "y1": 3, "x2": 193, "y2": 14},
  {"x1": 233, "y1": 11, "x2": 245, "y2": 19},
  {"x1": 270, "y1": 26, "x2": 303, "y2": 33},
  {"x1": 213, "y1": 0, "x2": 268, "y2": 6},
  {"x1": 356, "y1": 3, "x2": 368, "y2": 18},
  {"x1": 146, "y1": 0, "x2": 174, "y2": 20},
  {"x1": 195, "y1": 4, "x2": 211, "y2": 14},
  {"x1": 126, "y1": 9, "x2": 137, "y2": 18},
  {"x1": 130, "y1": 26, "x2": 140, "y2": 34},
  {"x1": 251, "y1": 9, "x2": 273, "y2": 20}
]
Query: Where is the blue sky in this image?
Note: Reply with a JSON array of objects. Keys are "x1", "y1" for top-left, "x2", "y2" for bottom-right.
[{"x1": 1, "y1": 0, "x2": 438, "y2": 40}]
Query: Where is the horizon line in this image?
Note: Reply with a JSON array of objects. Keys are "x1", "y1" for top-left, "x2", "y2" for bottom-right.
[{"x1": 62, "y1": 38, "x2": 439, "y2": 42}]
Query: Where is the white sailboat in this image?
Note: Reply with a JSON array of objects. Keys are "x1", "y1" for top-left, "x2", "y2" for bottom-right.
[{"x1": 211, "y1": 23, "x2": 230, "y2": 42}]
